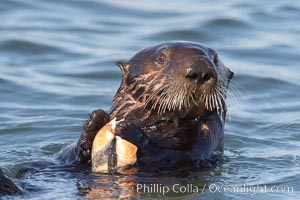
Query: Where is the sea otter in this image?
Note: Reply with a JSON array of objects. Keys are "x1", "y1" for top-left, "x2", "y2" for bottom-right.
[
  {"x1": 0, "y1": 41, "x2": 233, "y2": 196},
  {"x1": 84, "y1": 41, "x2": 234, "y2": 171},
  {"x1": 0, "y1": 41, "x2": 234, "y2": 195}
]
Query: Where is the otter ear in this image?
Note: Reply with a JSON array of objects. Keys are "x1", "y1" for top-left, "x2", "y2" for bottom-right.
[{"x1": 116, "y1": 61, "x2": 130, "y2": 75}]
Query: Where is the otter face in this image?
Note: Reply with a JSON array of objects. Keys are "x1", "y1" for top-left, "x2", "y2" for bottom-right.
[{"x1": 116, "y1": 41, "x2": 233, "y2": 118}]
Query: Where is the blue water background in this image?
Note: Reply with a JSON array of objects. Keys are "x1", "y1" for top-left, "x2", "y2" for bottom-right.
[{"x1": 0, "y1": 0, "x2": 299, "y2": 199}]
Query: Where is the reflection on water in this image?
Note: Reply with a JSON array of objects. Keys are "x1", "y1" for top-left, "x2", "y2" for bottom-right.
[
  {"x1": 82, "y1": 169, "x2": 212, "y2": 199},
  {"x1": 0, "y1": 0, "x2": 299, "y2": 199}
]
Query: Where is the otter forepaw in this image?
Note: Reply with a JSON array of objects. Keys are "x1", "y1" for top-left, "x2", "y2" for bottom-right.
[{"x1": 77, "y1": 109, "x2": 110, "y2": 164}]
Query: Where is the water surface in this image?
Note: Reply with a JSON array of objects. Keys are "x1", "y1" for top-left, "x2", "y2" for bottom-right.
[{"x1": 0, "y1": 0, "x2": 299, "y2": 199}]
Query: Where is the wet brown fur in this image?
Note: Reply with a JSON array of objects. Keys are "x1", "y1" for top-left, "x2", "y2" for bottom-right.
[{"x1": 109, "y1": 41, "x2": 233, "y2": 161}]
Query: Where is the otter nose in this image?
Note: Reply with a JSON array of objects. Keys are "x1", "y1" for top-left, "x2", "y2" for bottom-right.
[{"x1": 185, "y1": 67, "x2": 214, "y2": 83}]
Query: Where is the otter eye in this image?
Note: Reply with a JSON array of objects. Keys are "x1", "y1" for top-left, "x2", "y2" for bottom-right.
[{"x1": 156, "y1": 53, "x2": 167, "y2": 64}]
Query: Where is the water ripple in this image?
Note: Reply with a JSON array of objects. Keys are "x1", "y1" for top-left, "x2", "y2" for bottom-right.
[
  {"x1": 0, "y1": 39, "x2": 64, "y2": 55},
  {"x1": 0, "y1": 0, "x2": 299, "y2": 199}
]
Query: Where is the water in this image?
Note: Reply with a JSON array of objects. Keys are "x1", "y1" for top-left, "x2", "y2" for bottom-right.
[{"x1": 0, "y1": 0, "x2": 299, "y2": 199}]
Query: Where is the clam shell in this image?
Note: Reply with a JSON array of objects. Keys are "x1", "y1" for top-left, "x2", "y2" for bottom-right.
[{"x1": 92, "y1": 118, "x2": 137, "y2": 172}]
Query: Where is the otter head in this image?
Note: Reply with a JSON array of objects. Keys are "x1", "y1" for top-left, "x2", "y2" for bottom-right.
[{"x1": 112, "y1": 41, "x2": 233, "y2": 120}]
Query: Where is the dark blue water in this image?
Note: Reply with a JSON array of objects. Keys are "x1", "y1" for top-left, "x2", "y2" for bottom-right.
[{"x1": 0, "y1": 0, "x2": 299, "y2": 199}]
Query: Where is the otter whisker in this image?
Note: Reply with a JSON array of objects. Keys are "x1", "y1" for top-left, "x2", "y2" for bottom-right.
[
  {"x1": 145, "y1": 87, "x2": 162, "y2": 105},
  {"x1": 210, "y1": 93, "x2": 214, "y2": 111},
  {"x1": 167, "y1": 91, "x2": 174, "y2": 111},
  {"x1": 212, "y1": 91, "x2": 217, "y2": 111},
  {"x1": 155, "y1": 81, "x2": 193, "y2": 113},
  {"x1": 163, "y1": 89, "x2": 174, "y2": 113},
  {"x1": 228, "y1": 80, "x2": 250, "y2": 103},
  {"x1": 166, "y1": 91, "x2": 172, "y2": 111},
  {"x1": 152, "y1": 91, "x2": 165, "y2": 112},
  {"x1": 214, "y1": 88, "x2": 224, "y2": 114},
  {"x1": 208, "y1": 93, "x2": 212, "y2": 111},
  {"x1": 154, "y1": 84, "x2": 172, "y2": 113},
  {"x1": 178, "y1": 89, "x2": 184, "y2": 109},
  {"x1": 216, "y1": 87, "x2": 225, "y2": 114},
  {"x1": 191, "y1": 91, "x2": 199, "y2": 106},
  {"x1": 215, "y1": 85, "x2": 226, "y2": 99},
  {"x1": 210, "y1": 90, "x2": 215, "y2": 111},
  {"x1": 211, "y1": 91, "x2": 216, "y2": 110},
  {"x1": 213, "y1": 91, "x2": 220, "y2": 114},
  {"x1": 164, "y1": 85, "x2": 178, "y2": 112},
  {"x1": 180, "y1": 88, "x2": 184, "y2": 108},
  {"x1": 183, "y1": 84, "x2": 191, "y2": 108},
  {"x1": 226, "y1": 85, "x2": 240, "y2": 106},
  {"x1": 157, "y1": 89, "x2": 172, "y2": 114},
  {"x1": 172, "y1": 88, "x2": 179, "y2": 111},
  {"x1": 205, "y1": 92, "x2": 209, "y2": 110},
  {"x1": 216, "y1": 83, "x2": 227, "y2": 96},
  {"x1": 173, "y1": 90, "x2": 181, "y2": 110},
  {"x1": 215, "y1": 86, "x2": 228, "y2": 109},
  {"x1": 168, "y1": 86, "x2": 179, "y2": 111},
  {"x1": 145, "y1": 71, "x2": 232, "y2": 115},
  {"x1": 176, "y1": 91, "x2": 182, "y2": 110},
  {"x1": 218, "y1": 79, "x2": 241, "y2": 111},
  {"x1": 144, "y1": 84, "x2": 167, "y2": 109},
  {"x1": 200, "y1": 90, "x2": 206, "y2": 102},
  {"x1": 215, "y1": 91, "x2": 219, "y2": 110}
]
